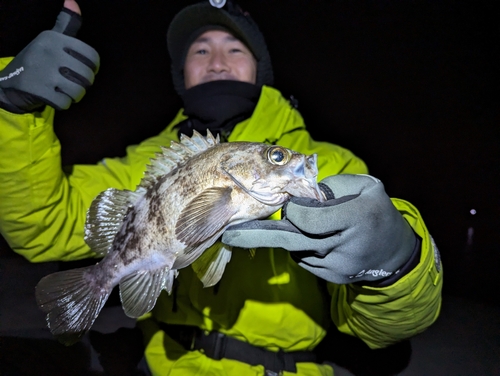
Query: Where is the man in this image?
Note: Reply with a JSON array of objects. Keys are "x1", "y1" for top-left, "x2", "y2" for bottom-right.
[{"x1": 0, "y1": 0, "x2": 442, "y2": 375}]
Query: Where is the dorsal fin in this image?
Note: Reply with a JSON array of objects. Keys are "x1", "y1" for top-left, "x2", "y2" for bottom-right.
[{"x1": 140, "y1": 130, "x2": 220, "y2": 189}]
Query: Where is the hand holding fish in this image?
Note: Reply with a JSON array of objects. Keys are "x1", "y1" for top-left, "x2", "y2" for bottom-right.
[
  {"x1": 222, "y1": 174, "x2": 418, "y2": 285},
  {"x1": 0, "y1": 0, "x2": 99, "y2": 113}
]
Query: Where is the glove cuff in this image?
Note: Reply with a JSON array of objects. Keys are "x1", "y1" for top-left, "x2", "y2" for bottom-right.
[
  {"x1": 0, "y1": 88, "x2": 25, "y2": 114},
  {"x1": 359, "y1": 234, "x2": 421, "y2": 288}
]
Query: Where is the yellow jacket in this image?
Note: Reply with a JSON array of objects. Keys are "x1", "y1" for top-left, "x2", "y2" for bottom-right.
[{"x1": 0, "y1": 56, "x2": 442, "y2": 375}]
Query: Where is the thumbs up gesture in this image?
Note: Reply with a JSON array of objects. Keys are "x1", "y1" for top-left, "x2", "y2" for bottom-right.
[{"x1": 0, "y1": 0, "x2": 100, "y2": 113}]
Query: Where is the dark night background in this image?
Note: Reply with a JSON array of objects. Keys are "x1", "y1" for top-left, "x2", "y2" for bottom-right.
[{"x1": 0, "y1": 0, "x2": 499, "y2": 375}]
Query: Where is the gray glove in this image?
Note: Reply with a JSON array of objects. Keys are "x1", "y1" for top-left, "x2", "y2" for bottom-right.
[
  {"x1": 0, "y1": 7, "x2": 99, "y2": 113},
  {"x1": 222, "y1": 174, "x2": 417, "y2": 284}
]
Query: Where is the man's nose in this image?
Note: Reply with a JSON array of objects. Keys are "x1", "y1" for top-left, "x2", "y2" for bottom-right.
[{"x1": 207, "y1": 50, "x2": 229, "y2": 72}]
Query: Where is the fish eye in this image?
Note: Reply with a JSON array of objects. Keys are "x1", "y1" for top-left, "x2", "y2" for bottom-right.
[{"x1": 266, "y1": 146, "x2": 291, "y2": 165}]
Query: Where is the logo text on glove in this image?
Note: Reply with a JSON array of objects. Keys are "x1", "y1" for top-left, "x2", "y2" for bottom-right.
[
  {"x1": 350, "y1": 268, "x2": 395, "y2": 279},
  {"x1": 0, "y1": 67, "x2": 24, "y2": 82}
]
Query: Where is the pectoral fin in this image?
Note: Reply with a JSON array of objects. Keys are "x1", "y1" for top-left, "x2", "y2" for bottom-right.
[{"x1": 176, "y1": 187, "x2": 237, "y2": 246}]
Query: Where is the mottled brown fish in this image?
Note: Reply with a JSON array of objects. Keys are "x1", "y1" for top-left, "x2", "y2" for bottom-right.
[{"x1": 35, "y1": 130, "x2": 325, "y2": 345}]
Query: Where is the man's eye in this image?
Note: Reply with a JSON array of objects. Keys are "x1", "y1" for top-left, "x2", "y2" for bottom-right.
[{"x1": 196, "y1": 49, "x2": 208, "y2": 55}]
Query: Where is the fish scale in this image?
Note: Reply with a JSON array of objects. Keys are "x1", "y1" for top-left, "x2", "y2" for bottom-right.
[{"x1": 35, "y1": 130, "x2": 325, "y2": 345}]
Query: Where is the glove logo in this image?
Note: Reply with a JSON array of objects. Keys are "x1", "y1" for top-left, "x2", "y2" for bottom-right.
[
  {"x1": 0, "y1": 67, "x2": 24, "y2": 82},
  {"x1": 350, "y1": 268, "x2": 394, "y2": 279}
]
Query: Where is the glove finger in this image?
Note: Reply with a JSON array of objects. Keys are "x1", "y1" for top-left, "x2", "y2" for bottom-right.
[
  {"x1": 38, "y1": 90, "x2": 73, "y2": 111},
  {"x1": 289, "y1": 194, "x2": 358, "y2": 209},
  {"x1": 54, "y1": 78, "x2": 88, "y2": 103},
  {"x1": 284, "y1": 199, "x2": 357, "y2": 235},
  {"x1": 320, "y1": 174, "x2": 380, "y2": 198},
  {"x1": 31, "y1": 79, "x2": 85, "y2": 109},
  {"x1": 65, "y1": 46, "x2": 100, "y2": 74},
  {"x1": 58, "y1": 57, "x2": 97, "y2": 89},
  {"x1": 53, "y1": 8, "x2": 82, "y2": 36},
  {"x1": 222, "y1": 219, "x2": 335, "y2": 252},
  {"x1": 222, "y1": 220, "x2": 320, "y2": 251},
  {"x1": 53, "y1": 31, "x2": 100, "y2": 73},
  {"x1": 293, "y1": 256, "x2": 348, "y2": 284}
]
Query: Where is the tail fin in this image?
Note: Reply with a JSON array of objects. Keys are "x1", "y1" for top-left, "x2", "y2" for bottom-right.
[{"x1": 35, "y1": 266, "x2": 111, "y2": 346}]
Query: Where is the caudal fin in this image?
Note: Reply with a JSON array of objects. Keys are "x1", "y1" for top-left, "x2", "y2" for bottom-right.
[{"x1": 35, "y1": 266, "x2": 111, "y2": 346}]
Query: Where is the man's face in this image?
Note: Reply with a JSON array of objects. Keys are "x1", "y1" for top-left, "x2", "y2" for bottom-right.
[{"x1": 184, "y1": 30, "x2": 257, "y2": 89}]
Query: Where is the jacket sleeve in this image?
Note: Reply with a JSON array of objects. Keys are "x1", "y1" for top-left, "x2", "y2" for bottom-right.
[
  {"x1": 0, "y1": 60, "x2": 181, "y2": 262},
  {"x1": 328, "y1": 199, "x2": 443, "y2": 349}
]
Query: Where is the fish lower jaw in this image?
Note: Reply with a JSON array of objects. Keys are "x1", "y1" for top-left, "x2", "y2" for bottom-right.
[
  {"x1": 246, "y1": 190, "x2": 289, "y2": 206},
  {"x1": 283, "y1": 179, "x2": 325, "y2": 201}
]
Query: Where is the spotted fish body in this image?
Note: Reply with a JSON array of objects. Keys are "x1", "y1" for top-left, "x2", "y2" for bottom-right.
[{"x1": 35, "y1": 130, "x2": 325, "y2": 345}]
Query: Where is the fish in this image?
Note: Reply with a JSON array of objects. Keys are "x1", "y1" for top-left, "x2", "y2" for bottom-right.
[{"x1": 35, "y1": 130, "x2": 326, "y2": 345}]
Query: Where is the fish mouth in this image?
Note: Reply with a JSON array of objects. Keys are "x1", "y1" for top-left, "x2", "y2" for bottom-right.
[
  {"x1": 283, "y1": 153, "x2": 326, "y2": 201},
  {"x1": 282, "y1": 177, "x2": 326, "y2": 202}
]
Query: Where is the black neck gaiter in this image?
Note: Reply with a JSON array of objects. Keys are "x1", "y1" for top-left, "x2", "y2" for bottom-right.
[{"x1": 175, "y1": 80, "x2": 262, "y2": 141}]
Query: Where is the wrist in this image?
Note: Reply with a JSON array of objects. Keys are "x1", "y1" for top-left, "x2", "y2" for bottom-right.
[
  {"x1": 357, "y1": 234, "x2": 421, "y2": 288},
  {"x1": 0, "y1": 87, "x2": 45, "y2": 114},
  {"x1": 0, "y1": 88, "x2": 24, "y2": 114}
]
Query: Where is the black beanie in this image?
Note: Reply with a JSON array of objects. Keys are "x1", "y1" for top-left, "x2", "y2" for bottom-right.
[{"x1": 167, "y1": 0, "x2": 274, "y2": 96}]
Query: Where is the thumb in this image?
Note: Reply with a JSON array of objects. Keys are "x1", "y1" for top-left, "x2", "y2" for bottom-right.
[
  {"x1": 63, "y1": 0, "x2": 81, "y2": 14},
  {"x1": 52, "y1": 0, "x2": 82, "y2": 36}
]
